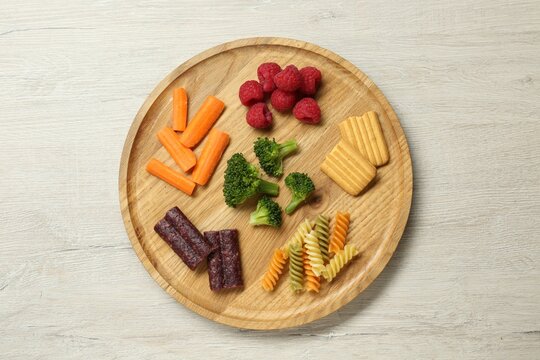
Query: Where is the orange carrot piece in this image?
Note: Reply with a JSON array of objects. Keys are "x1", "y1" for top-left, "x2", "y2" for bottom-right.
[
  {"x1": 172, "y1": 88, "x2": 188, "y2": 131},
  {"x1": 192, "y1": 129, "x2": 230, "y2": 185},
  {"x1": 146, "y1": 158, "x2": 196, "y2": 195},
  {"x1": 157, "y1": 127, "x2": 197, "y2": 172},
  {"x1": 180, "y1": 95, "x2": 225, "y2": 148}
]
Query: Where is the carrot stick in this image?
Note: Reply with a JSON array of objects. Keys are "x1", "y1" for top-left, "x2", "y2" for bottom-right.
[
  {"x1": 192, "y1": 129, "x2": 230, "y2": 186},
  {"x1": 180, "y1": 95, "x2": 225, "y2": 148},
  {"x1": 146, "y1": 158, "x2": 196, "y2": 195},
  {"x1": 172, "y1": 88, "x2": 188, "y2": 131},
  {"x1": 157, "y1": 127, "x2": 197, "y2": 172}
]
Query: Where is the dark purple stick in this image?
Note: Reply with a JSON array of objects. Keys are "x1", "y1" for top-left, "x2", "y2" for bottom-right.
[
  {"x1": 218, "y1": 229, "x2": 243, "y2": 289},
  {"x1": 204, "y1": 231, "x2": 224, "y2": 291},
  {"x1": 204, "y1": 229, "x2": 243, "y2": 292},
  {"x1": 165, "y1": 207, "x2": 217, "y2": 259},
  {"x1": 154, "y1": 219, "x2": 202, "y2": 270}
]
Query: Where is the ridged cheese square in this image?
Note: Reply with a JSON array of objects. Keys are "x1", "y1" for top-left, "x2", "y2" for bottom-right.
[
  {"x1": 339, "y1": 111, "x2": 389, "y2": 167},
  {"x1": 321, "y1": 140, "x2": 376, "y2": 195}
]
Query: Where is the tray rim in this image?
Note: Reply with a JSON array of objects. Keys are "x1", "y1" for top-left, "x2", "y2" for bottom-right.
[{"x1": 118, "y1": 36, "x2": 413, "y2": 330}]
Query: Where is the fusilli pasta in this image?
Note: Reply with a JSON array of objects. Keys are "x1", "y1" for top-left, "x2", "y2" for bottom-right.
[
  {"x1": 304, "y1": 230, "x2": 325, "y2": 276},
  {"x1": 288, "y1": 240, "x2": 304, "y2": 292},
  {"x1": 322, "y1": 244, "x2": 359, "y2": 282},
  {"x1": 303, "y1": 246, "x2": 320, "y2": 293},
  {"x1": 281, "y1": 219, "x2": 314, "y2": 258},
  {"x1": 314, "y1": 214, "x2": 330, "y2": 263},
  {"x1": 261, "y1": 248, "x2": 287, "y2": 292},
  {"x1": 328, "y1": 211, "x2": 351, "y2": 255}
]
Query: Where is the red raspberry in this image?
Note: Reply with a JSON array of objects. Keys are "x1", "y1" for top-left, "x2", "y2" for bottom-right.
[
  {"x1": 273, "y1": 65, "x2": 301, "y2": 92},
  {"x1": 239, "y1": 80, "x2": 264, "y2": 106},
  {"x1": 299, "y1": 66, "x2": 322, "y2": 95},
  {"x1": 257, "y1": 63, "x2": 282, "y2": 93},
  {"x1": 293, "y1": 98, "x2": 321, "y2": 124},
  {"x1": 246, "y1": 102, "x2": 273, "y2": 129},
  {"x1": 270, "y1": 89, "x2": 296, "y2": 112}
]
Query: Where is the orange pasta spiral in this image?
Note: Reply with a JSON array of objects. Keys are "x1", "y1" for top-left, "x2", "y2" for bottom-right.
[
  {"x1": 261, "y1": 248, "x2": 287, "y2": 292},
  {"x1": 303, "y1": 247, "x2": 320, "y2": 293},
  {"x1": 328, "y1": 212, "x2": 351, "y2": 255}
]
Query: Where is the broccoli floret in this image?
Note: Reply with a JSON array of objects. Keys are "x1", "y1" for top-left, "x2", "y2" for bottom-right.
[
  {"x1": 284, "y1": 172, "x2": 315, "y2": 214},
  {"x1": 223, "y1": 153, "x2": 279, "y2": 207},
  {"x1": 249, "y1": 196, "x2": 282, "y2": 227},
  {"x1": 253, "y1": 137, "x2": 298, "y2": 177}
]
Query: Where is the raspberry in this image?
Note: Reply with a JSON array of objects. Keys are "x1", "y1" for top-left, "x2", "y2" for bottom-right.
[
  {"x1": 246, "y1": 102, "x2": 273, "y2": 129},
  {"x1": 257, "y1": 63, "x2": 282, "y2": 93},
  {"x1": 270, "y1": 89, "x2": 296, "y2": 112},
  {"x1": 293, "y1": 98, "x2": 321, "y2": 124},
  {"x1": 273, "y1": 65, "x2": 301, "y2": 92},
  {"x1": 299, "y1": 66, "x2": 322, "y2": 95},
  {"x1": 239, "y1": 80, "x2": 264, "y2": 106}
]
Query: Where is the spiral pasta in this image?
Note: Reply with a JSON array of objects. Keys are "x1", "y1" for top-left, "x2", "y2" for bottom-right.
[
  {"x1": 322, "y1": 244, "x2": 359, "y2": 282},
  {"x1": 281, "y1": 219, "x2": 314, "y2": 258},
  {"x1": 328, "y1": 212, "x2": 351, "y2": 255},
  {"x1": 288, "y1": 240, "x2": 304, "y2": 292},
  {"x1": 314, "y1": 214, "x2": 330, "y2": 263},
  {"x1": 303, "y1": 246, "x2": 320, "y2": 293},
  {"x1": 304, "y1": 230, "x2": 325, "y2": 276},
  {"x1": 261, "y1": 248, "x2": 287, "y2": 292}
]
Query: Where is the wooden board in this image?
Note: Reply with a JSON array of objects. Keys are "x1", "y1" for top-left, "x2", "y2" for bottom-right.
[{"x1": 119, "y1": 37, "x2": 412, "y2": 330}]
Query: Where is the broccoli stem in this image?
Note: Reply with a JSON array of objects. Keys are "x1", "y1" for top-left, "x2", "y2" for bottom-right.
[
  {"x1": 249, "y1": 209, "x2": 269, "y2": 226},
  {"x1": 278, "y1": 140, "x2": 298, "y2": 158},
  {"x1": 285, "y1": 197, "x2": 303, "y2": 214},
  {"x1": 258, "y1": 179, "x2": 279, "y2": 196}
]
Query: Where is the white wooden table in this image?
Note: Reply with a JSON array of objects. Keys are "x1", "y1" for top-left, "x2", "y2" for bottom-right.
[{"x1": 1, "y1": 1, "x2": 539, "y2": 358}]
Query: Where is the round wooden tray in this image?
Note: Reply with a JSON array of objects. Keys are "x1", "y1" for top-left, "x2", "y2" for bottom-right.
[{"x1": 119, "y1": 37, "x2": 412, "y2": 330}]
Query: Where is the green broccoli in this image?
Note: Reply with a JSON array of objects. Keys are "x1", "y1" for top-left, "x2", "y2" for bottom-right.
[
  {"x1": 253, "y1": 137, "x2": 298, "y2": 177},
  {"x1": 223, "y1": 153, "x2": 279, "y2": 207},
  {"x1": 284, "y1": 172, "x2": 315, "y2": 214},
  {"x1": 249, "y1": 196, "x2": 283, "y2": 227}
]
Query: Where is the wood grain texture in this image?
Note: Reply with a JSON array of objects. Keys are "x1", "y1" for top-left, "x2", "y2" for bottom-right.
[
  {"x1": 119, "y1": 38, "x2": 412, "y2": 329},
  {"x1": 0, "y1": 0, "x2": 539, "y2": 358}
]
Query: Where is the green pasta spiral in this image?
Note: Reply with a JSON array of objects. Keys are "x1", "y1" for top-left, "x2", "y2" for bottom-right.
[
  {"x1": 288, "y1": 240, "x2": 304, "y2": 292},
  {"x1": 322, "y1": 244, "x2": 359, "y2": 282},
  {"x1": 314, "y1": 214, "x2": 330, "y2": 262}
]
